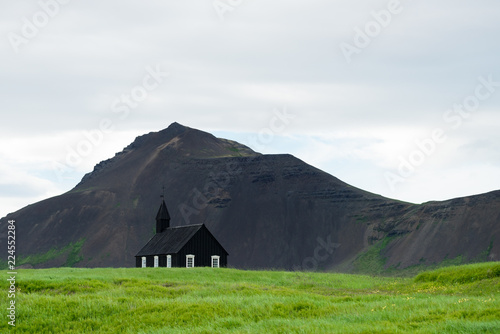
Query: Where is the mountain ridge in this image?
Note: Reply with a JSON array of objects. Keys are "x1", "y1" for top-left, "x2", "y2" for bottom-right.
[{"x1": 1, "y1": 123, "x2": 498, "y2": 272}]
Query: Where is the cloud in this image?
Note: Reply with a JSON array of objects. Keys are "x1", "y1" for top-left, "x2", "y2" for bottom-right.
[{"x1": 1, "y1": 0, "x2": 499, "y2": 215}]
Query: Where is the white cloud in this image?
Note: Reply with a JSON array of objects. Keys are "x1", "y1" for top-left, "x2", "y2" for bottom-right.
[
  {"x1": 1, "y1": 0, "x2": 499, "y2": 216},
  {"x1": 0, "y1": 130, "x2": 143, "y2": 216}
]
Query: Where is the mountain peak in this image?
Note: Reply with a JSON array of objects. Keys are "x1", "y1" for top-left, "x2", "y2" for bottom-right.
[
  {"x1": 78, "y1": 123, "x2": 258, "y2": 186},
  {"x1": 169, "y1": 121, "x2": 184, "y2": 128},
  {"x1": 161, "y1": 122, "x2": 189, "y2": 135}
]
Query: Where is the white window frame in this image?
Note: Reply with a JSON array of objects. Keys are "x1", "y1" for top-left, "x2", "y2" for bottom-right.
[
  {"x1": 141, "y1": 257, "x2": 146, "y2": 268},
  {"x1": 154, "y1": 256, "x2": 159, "y2": 268},
  {"x1": 186, "y1": 254, "x2": 195, "y2": 268},
  {"x1": 166, "y1": 255, "x2": 172, "y2": 268},
  {"x1": 211, "y1": 255, "x2": 220, "y2": 268}
]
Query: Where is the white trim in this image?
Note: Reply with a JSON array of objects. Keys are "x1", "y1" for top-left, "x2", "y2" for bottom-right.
[
  {"x1": 154, "y1": 256, "x2": 159, "y2": 268},
  {"x1": 166, "y1": 255, "x2": 171, "y2": 268},
  {"x1": 141, "y1": 257, "x2": 146, "y2": 268},
  {"x1": 211, "y1": 255, "x2": 220, "y2": 268},
  {"x1": 186, "y1": 254, "x2": 195, "y2": 268}
]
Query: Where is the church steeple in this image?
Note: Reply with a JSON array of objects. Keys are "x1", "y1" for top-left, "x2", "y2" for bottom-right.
[{"x1": 156, "y1": 188, "x2": 170, "y2": 233}]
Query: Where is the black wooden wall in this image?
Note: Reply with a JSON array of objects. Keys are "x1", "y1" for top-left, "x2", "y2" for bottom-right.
[{"x1": 177, "y1": 225, "x2": 228, "y2": 267}]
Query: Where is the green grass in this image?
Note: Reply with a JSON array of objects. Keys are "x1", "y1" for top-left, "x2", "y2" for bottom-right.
[
  {"x1": 0, "y1": 263, "x2": 499, "y2": 333},
  {"x1": 415, "y1": 262, "x2": 500, "y2": 284}
]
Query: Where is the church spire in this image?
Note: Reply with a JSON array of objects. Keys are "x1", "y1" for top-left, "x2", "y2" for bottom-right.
[{"x1": 156, "y1": 187, "x2": 170, "y2": 233}]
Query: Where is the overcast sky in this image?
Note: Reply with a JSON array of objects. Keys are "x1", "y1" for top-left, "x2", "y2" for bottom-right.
[{"x1": 1, "y1": 0, "x2": 500, "y2": 218}]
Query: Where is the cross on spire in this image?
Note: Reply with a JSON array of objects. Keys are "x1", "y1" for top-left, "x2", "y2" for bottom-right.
[{"x1": 161, "y1": 185, "x2": 165, "y2": 199}]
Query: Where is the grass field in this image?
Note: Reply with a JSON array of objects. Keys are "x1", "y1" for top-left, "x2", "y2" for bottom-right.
[{"x1": 1, "y1": 263, "x2": 499, "y2": 333}]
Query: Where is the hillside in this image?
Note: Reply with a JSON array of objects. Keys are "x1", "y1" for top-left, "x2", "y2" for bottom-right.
[{"x1": 0, "y1": 123, "x2": 499, "y2": 271}]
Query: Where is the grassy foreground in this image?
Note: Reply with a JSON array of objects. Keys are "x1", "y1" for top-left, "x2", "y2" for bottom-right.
[{"x1": 1, "y1": 263, "x2": 499, "y2": 333}]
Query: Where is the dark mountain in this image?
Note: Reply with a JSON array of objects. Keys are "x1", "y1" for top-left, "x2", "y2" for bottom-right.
[{"x1": 1, "y1": 123, "x2": 499, "y2": 271}]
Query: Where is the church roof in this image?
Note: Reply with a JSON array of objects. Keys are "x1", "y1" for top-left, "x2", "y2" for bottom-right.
[{"x1": 135, "y1": 224, "x2": 203, "y2": 257}]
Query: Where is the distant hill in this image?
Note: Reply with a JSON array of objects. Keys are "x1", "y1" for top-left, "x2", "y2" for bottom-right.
[{"x1": 1, "y1": 123, "x2": 499, "y2": 272}]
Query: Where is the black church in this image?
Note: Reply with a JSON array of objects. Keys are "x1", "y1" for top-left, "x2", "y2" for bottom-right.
[{"x1": 135, "y1": 198, "x2": 228, "y2": 268}]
